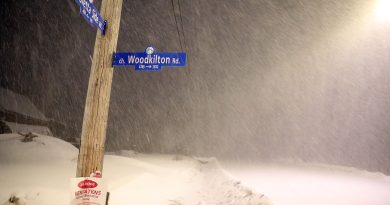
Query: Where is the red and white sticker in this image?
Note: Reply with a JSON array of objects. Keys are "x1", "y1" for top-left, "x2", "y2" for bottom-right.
[{"x1": 70, "y1": 177, "x2": 106, "y2": 205}]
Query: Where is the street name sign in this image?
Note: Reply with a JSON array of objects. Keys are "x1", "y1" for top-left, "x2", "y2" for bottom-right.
[
  {"x1": 75, "y1": 0, "x2": 107, "y2": 34},
  {"x1": 112, "y1": 47, "x2": 187, "y2": 71}
]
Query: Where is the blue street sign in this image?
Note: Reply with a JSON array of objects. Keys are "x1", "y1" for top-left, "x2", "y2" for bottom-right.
[
  {"x1": 112, "y1": 47, "x2": 187, "y2": 71},
  {"x1": 75, "y1": 0, "x2": 106, "y2": 35}
]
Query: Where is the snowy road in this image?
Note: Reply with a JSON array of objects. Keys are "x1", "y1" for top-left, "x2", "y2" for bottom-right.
[{"x1": 222, "y1": 161, "x2": 390, "y2": 205}]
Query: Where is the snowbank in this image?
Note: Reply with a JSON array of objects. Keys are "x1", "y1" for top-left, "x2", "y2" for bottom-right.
[{"x1": 0, "y1": 134, "x2": 271, "y2": 205}]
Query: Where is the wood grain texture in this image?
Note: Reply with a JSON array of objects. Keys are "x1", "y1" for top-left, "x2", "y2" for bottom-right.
[{"x1": 76, "y1": 0, "x2": 123, "y2": 177}]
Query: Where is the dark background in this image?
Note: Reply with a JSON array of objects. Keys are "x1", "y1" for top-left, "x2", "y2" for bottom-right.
[{"x1": 1, "y1": 0, "x2": 390, "y2": 174}]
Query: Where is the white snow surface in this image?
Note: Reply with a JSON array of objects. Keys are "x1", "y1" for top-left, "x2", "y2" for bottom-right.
[
  {"x1": 222, "y1": 160, "x2": 390, "y2": 205},
  {"x1": 2, "y1": 133, "x2": 389, "y2": 205},
  {"x1": 0, "y1": 134, "x2": 271, "y2": 205}
]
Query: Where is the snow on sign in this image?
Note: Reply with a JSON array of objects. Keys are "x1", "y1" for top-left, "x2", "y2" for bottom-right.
[
  {"x1": 70, "y1": 177, "x2": 107, "y2": 205},
  {"x1": 112, "y1": 46, "x2": 187, "y2": 71},
  {"x1": 74, "y1": 0, "x2": 106, "y2": 34}
]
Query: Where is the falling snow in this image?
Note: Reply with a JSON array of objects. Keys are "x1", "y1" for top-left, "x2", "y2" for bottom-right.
[{"x1": 1, "y1": 0, "x2": 390, "y2": 204}]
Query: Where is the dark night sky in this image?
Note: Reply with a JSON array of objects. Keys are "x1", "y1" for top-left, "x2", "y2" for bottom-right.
[{"x1": 1, "y1": 0, "x2": 390, "y2": 174}]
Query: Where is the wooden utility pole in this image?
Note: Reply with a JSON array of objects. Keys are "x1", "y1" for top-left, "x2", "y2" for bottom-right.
[{"x1": 76, "y1": 0, "x2": 123, "y2": 177}]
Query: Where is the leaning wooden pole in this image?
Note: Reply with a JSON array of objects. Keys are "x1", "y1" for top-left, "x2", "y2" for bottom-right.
[{"x1": 77, "y1": 0, "x2": 123, "y2": 177}]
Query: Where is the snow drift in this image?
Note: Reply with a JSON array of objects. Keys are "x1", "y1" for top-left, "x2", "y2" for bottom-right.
[{"x1": 0, "y1": 133, "x2": 271, "y2": 205}]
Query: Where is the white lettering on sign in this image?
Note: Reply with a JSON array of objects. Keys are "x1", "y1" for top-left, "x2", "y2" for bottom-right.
[
  {"x1": 128, "y1": 55, "x2": 178, "y2": 65},
  {"x1": 79, "y1": 0, "x2": 92, "y2": 14},
  {"x1": 70, "y1": 177, "x2": 106, "y2": 205}
]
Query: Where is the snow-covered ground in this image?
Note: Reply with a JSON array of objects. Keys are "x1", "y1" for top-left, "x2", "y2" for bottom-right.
[
  {"x1": 0, "y1": 133, "x2": 270, "y2": 205},
  {"x1": 222, "y1": 160, "x2": 390, "y2": 205},
  {"x1": 2, "y1": 133, "x2": 390, "y2": 205}
]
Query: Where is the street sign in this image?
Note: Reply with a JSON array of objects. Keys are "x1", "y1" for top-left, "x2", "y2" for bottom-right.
[
  {"x1": 75, "y1": 0, "x2": 106, "y2": 34},
  {"x1": 112, "y1": 47, "x2": 187, "y2": 71}
]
